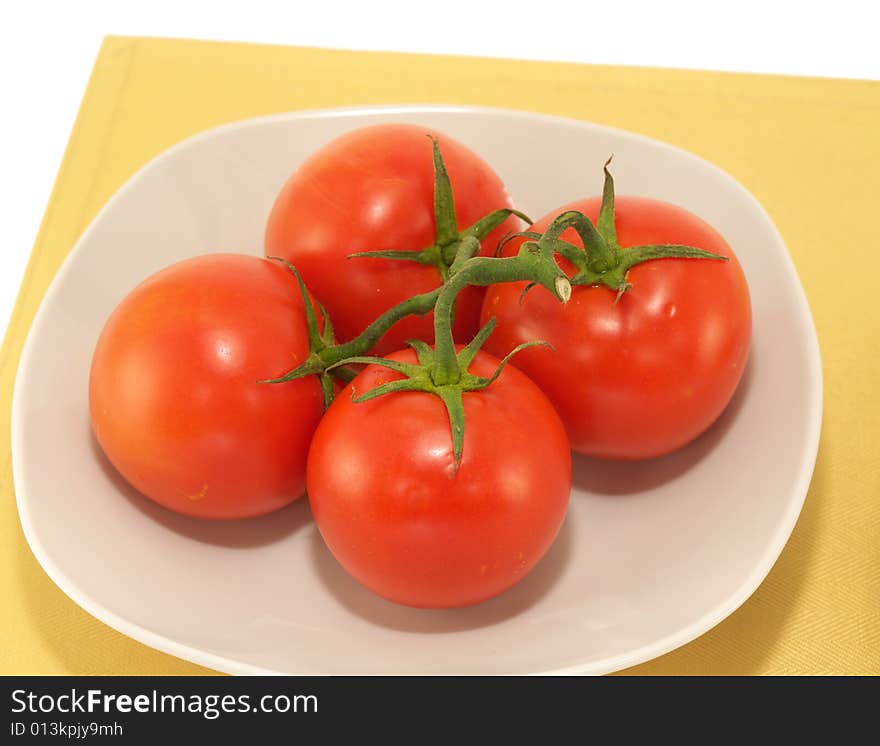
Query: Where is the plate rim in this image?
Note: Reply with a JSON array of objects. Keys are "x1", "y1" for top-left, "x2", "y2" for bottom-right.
[{"x1": 11, "y1": 103, "x2": 824, "y2": 675}]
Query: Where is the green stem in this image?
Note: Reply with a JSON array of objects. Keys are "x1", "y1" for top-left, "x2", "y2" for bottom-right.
[
  {"x1": 320, "y1": 288, "x2": 440, "y2": 367},
  {"x1": 263, "y1": 231, "x2": 565, "y2": 402},
  {"x1": 431, "y1": 237, "x2": 570, "y2": 385}
]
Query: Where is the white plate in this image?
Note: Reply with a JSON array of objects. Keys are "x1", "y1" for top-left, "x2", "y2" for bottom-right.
[{"x1": 12, "y1": 105, "x2": 822, "y2": 675}]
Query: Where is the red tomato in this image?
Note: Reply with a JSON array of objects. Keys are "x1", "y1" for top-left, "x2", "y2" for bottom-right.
[
  {"x1": 89, "y1": 254, "x2": 324, "y2": 519},
  {"x1": 481, "y1": 197, "x2": 751, "y2": 460},
  {"x1": 265, "y1": 124, "x2": 519, "y2": 355},
  {"x1": 306, "y1": 348, "x2": 571, "y2": 608}
]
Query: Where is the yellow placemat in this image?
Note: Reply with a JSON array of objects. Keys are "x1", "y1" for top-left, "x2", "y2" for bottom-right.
[{"x1": 2, "y1": 36, "x2": 878, "y2": 675}]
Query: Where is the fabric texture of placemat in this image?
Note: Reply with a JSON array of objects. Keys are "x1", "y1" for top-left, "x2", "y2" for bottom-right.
[{"x1": 2, "y1": 35, "x2": 878, "y2": 675}]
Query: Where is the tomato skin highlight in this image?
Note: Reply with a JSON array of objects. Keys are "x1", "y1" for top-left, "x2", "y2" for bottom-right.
[
  {"x1": 481, "y1": 197, "x2": 752, "y2": 460},
  {"x1": 306, "y1": 348, "x2": 571, "y2": 608},
  {"x1": 89, "y1": 254, "x2": 324, "y2": 519},
  {"x1": 264, "y1": 124, "x2": 519, "y2": 355}
]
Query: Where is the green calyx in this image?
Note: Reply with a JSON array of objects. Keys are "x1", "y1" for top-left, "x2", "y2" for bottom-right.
[
  {"x1": 327, "y1": 230, "x2": 572, "y2": 473},
  {"x1": 260, "y1": 257, "x2": 443, "y2": 406},
  {"x1": 327, "y1": 323, "x2": 549, "y2": 474},
  {"x1": 258, "y1": 260, "x2": 345, "y2": 408},
  {"x1": 515, "y1": 158, "x2": 729, "y2": 302},
  {"x1": 347, "y1": 137, "x2": 531, "y2": 282}
]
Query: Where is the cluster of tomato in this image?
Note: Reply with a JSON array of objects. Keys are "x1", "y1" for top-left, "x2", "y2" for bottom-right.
[{"x1": 89, "y1": 124, "x2": 751, "y2": 608}]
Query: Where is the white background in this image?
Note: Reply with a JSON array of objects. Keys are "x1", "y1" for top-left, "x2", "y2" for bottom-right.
[{"x1": 1, "y1": 0, "x2": 877, "y2": 341}]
